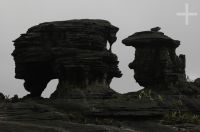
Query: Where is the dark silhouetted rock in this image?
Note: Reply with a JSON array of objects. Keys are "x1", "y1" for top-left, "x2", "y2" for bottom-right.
[
  {"x1": 11, "y1": 95, "x2": 19, "y2": 103},
  {"x1": 0, "y1": 93, "x2": 5, "y2": 100},
  {"x1": 122, "y1": 28, "x2": 186, "y2": 89},
  {"x1": 194, "y1": 78, "x2": 200, "y2": 87},
  {"x1": 12, "y1": 19, "x2": 122, "y2": 98},
  {"x1": 7, "y1": 24, "x2": 200, "y2": 132},
  {"x1": 151, "y1": 27, "x2": 161, "y2": 32}
]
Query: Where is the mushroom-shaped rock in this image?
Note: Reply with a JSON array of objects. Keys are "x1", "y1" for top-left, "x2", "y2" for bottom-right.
[
  {"x1": 122, "y1": 28, "x2": 186, "y2": 89},
  {"x1": 12, "y1": 19, "x2": 122, "y2": 98}
]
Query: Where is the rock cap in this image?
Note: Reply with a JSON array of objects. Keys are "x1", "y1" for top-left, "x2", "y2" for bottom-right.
[{"x1": 122, "y1": 27, "x2": 180, "y2": 48}]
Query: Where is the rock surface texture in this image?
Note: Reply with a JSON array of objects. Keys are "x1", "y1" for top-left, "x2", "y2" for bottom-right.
[
  {"x1": 122, "y1": 28, "x2": 186, "y2": 90},
  {"x1": 12, "y1": 19, "x2": 122, "y2": 98},
  {"x1": 7, "y1": 24, "x2": 200, "y2": 132}
]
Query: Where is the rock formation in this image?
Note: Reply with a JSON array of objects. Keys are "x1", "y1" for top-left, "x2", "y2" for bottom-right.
[
  {"x1": 7, "y1": 23, "x2": 200, "y2": 132},
  {"x1": 0, "y1": 93, "x2": 5, "y2": 100},
  {"x1": 122, "y1": 27, "x2": 186, "y2": 89},
  {"x1": 12, "y1": 19, "x2": 122, "y2": 98},
  {"x1": 194, "y1": 78, "x2": 200, "y2": 87}
]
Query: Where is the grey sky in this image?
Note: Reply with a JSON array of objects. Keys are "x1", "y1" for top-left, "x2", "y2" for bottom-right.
[{"x1": 0, "y1": 0, "x2": 200, "y2": 97}]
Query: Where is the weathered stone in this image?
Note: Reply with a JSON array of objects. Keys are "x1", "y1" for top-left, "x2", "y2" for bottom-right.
[
  {"x1": 11, "y1": 95, "x2": 19, "y2": 103},
  {"x1": 12, "y1": 19, "x2": 122, "y2": 98},
  {"x1": 122, "y1": 27, "x2": 186, "y2": 89},
  {"x1": 0, "y1": 93, "x2": 5, "y2": 100},
  {"x1": 1, "y1": 95, "x2": 200, "y2": 132},
  {"x1": 194, "y1": 78, "x2": 200, "y2": 87},
  {"x1": 8, "y1": 23, "x2": 200, "y2": 132},
  {"x1": 0, "y1": 121, "x2": 137, "y2": 132}
]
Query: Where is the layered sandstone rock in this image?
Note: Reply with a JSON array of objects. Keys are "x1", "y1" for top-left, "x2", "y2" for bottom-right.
[
  {"x1": 12, "y1": 19, "x2": 122, "y2": 98},
  {"x1": 122, "y1": 27, "x2": 186, "y2": 89},
  {"x1": 8, "y1": 24, "x2": 200, "y2": 132}
]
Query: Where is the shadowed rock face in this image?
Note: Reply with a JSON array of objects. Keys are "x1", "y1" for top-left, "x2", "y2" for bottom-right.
[
  {"x1": 122, "y1": 28, "x2": 186, "y2": 89},
  {"x1": 195, "y1": 78, "x2": 200, "y2": 87},
  {"x1": 12, "y1": 19, "x2": 122, "y2": 98},
  {"x1": 0, "y1": 93, "x2": 5, "y2": 100}
]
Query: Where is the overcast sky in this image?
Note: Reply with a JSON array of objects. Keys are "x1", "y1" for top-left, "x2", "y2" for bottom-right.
[{"x1": 0, "y1": 0, "x2": 200, "y2": 97}]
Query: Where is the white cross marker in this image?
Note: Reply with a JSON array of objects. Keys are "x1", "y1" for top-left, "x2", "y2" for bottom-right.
[{"x1": 176, "y1": 3, "x2": 198, "y2": 25}]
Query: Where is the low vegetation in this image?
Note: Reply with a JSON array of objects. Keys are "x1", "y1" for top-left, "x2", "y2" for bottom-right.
[{"x1": 162, "y1": 97, "x2": 200, "y2": 125}]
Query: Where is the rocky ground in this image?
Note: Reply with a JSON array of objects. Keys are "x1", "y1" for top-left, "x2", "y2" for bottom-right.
[{"x1": 1, "y1": 90, "x2": 200, "y2": 132}]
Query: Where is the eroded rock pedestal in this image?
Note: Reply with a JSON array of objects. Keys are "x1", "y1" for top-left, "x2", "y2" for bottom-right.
[
  {"x1": 12, "y1": 19, "x2": 122, "y2": 98},
  {"x1": 122, "y1": 28, "x2": 186, "y2": 90}
]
